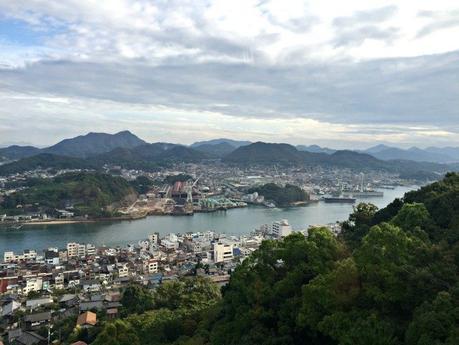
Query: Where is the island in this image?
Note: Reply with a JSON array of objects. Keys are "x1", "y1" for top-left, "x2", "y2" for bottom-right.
[{"x1": 248, "y1": 183, "x2": 310, "y2": 207}]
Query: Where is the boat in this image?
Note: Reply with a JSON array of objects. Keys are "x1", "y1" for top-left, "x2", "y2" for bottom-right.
[
  {"x1": 9, "y1": 224, "x2": 23, "y2": 230},
  {"x1": 324, "y1": 196, "x2": 356, "y2": 203},
  {"x1": 343, "y1": 190, "x2": 383, "y2": 198}
]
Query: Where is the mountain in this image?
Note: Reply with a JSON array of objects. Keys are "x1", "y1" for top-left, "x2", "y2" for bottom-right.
[
  {"x1": 363, "y1": 145, "x2": 457, "y2": 163},
  {"x1": 43, "y1": 130, "x2": 147, "y2": 158},
  {"x1": 0, "y1": 145, "x2": 41, "y2": 160},
  {"x1": 224, "y1": 142, "x2": 305, "y2": 164},
  {"x1": 364, "y1": 144, "x2": 393, "y2": 154},
  {"x1": 425, "y1": 146, "x2": 459, "y2": 161},
  {"x1": 191, "y1": 138, "x2": 251, "y2": 148},
  {"x1": 0, "y1": 172, "x2": 137, "y2": 218},
  {"x1": 94, "y1": 143, "x2": 209, "y2": 170},
  {"x1": 296, "y1": 144, "x2": 336, "y2": 154},
  {"x1": 193, "y1": 142, "x2": 237, "y2": 157},
  {"x1": 224, "y1": 142, "x2": 453, "y2": 180},
  {"x1": 0, "y1": 153, "x2": 96, "y2": 175}
]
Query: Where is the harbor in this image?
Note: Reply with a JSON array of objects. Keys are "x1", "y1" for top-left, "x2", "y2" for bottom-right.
[{"x1": 0, "y1": 186, "x2": 413, "y2": 255}]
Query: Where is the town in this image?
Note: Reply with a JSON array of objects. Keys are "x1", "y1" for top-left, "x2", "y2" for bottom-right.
[
  {"x1": 0, "y1": 160, "x2": 407, "y2": 225},
  {"x1": 0, "y1": 219, "x2": 339, "y2": 344}
]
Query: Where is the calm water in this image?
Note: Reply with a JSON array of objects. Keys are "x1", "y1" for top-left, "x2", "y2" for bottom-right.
[{"x1": 0, "y1": 186, "x2": 415, "y2": 255}]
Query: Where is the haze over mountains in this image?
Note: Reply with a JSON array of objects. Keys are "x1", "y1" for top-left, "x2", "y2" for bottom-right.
[{"x1": 0, "y1": 131, "x2": 458, "y2": 180}]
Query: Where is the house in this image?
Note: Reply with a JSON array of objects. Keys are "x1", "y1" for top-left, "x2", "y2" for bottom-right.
[
  {"x1": 79, "y1": 300, "x2": 104, "y2": 312},
  {"x1": 10, "y1": 330, "x2": 46, "y2": 345},
  {"x1": 59, "y1": 294, "x2": 79, "y2": 308},
  {"x1": 23, "y1": 311, "x2": 51, "y2": 330},
  {"x1": 106, "y1": 307, "x2": 119, "y2": 319},
  {"x1": 1, "y1": 300, "x2": 21, "y2": 317},
  {"x1": 76, "y1": 311, "x2": 97, "y2": 328},
  {"x1": 80, "y1": 279, "x2": 101, "y2": 292},
  {"x1": 25, "y1": 297, "x2": 53, "y2": 311}
]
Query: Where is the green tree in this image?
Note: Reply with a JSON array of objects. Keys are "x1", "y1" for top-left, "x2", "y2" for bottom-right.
[
  {"x1": 121, "y1": 284, "x2": 154, "y2": 315},
  {"x1": 405, "y1": 290, "x2": 459, "y2": 345}
]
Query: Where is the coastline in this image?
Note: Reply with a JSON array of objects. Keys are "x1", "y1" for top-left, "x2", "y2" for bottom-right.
[
  {"x1": 0, "y1": 214, "x2": 148, "y2": 227},
  {"x1": 0, "y1": 203, "x2": 318, "y2": 227}
]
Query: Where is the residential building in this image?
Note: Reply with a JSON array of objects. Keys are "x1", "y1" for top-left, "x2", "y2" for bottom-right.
[
  {"x1": 213, "y1": 242, "x2": 234, "y2": 263},
  {"x1": 271, "y1": 219, "x2": 292, "y2": 238}
]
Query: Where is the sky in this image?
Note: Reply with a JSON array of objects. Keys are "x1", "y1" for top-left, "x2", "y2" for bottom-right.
[{"x1": 0, "y1": 1, "x2": 458, "y2": 149}]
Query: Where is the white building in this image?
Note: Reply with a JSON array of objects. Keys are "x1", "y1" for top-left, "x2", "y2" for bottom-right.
[
  {"x1": 213, "y1": 242, "x2": 234, "y2": 263},
  {"x1": 3, "y1": 250, "x2": 37, "y2": 263},
  {"x1": 143, "y1": 260, "x2": 158, "y2": 274},
  {"x1": 271, "y1": 219, "x2": 292, "y2": 238},
  {"x1": 86, "y1": 244, "x2": 96, "y2": 256},
  {"x1": 161, "y1": 239, "x2": 178, "y2": 251},
  {"x1": 67, "y1": 243, "x2": 95, "y2": 258},
  {"x1": 67, "y1": 243, "x2": 78, "y2": 257},
  {"x1": 77, "y1": 244, "x2": 86, "y2": 257},
  {"x1": 118, "y1": 264, "x2": 129, "y2": 278},
  {"x1": 23, "y1": 277, "x2": 43, "y2": 295}
]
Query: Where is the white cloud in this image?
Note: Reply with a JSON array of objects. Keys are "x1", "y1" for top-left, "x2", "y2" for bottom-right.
[{"x1": 0, "y1": 0, "x2": 458, "y2": 147}]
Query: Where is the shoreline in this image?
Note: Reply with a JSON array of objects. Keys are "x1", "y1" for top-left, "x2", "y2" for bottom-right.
[
  {"x1": 0, "y1": 214, "x2": 148, "y2": 227},
  {"x1": 0, "y1": 203, "x2": 320, "y2": 228}
]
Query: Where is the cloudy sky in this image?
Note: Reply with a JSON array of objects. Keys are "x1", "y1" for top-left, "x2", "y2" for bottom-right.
[{"x1": 0, "y1": 0, "x2": 458, "y2": 148}]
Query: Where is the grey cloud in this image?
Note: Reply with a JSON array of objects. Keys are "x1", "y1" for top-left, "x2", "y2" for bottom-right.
[
  {"x1": 416, "y1": 10, "x2": 459, "y2": 37},
  {"x1": 333, "y1": 25, "x2": 399, "y2": 47},
  {"x1": 333, "y1": 5, "x2": 397, "y2": 28},
  {"x1": 331, "y1": 6, "x2": 399, "y2": 47},
  {"x1": 1, "y1": 50, "x2": 458, "y2": 130}
]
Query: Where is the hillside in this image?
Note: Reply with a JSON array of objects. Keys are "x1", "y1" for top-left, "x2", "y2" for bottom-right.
[
  {"x1": 193, "y1": 142, "x2": 236, "y2": 157},
  {"x1": 0, "y1": 153, "x2": 96, "y2": 175},
  {"x1": 248, "y1": 183, "x2": 309, "y2": 206},
  {"x1": 191, "y1": 138, "x2": 251, "y2": 148},
  {"x1": 89, "y1": 173, "x2": 459, "y2": 345},
  {"x1": 224, "y1": 142, "x2": 305, "y2": 164},
  {"x1": 363, "y1": 145, "x2": 458, "y2": 163},
  {"x1": 296, "y1": 144, "x2": 336, "y2": 154},
  {"x1": 0, "y1": 145, "x2": 41, "y2": 160},
  {"x1": 224, "y1": 142, "x2": 451, "y2": 180},
  {"x1": 0, "y1": 172, "x2": 137, "y2": 217},
  {"x1": 94, "y1": 143, "x2": 209, "y2": 170},
  {"x1": 43, "y1": 130, "x2": 146, "y2": 158}
]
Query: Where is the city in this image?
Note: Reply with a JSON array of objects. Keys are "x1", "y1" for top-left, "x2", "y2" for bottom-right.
[{"x1": 1, "y1": 0, "x2": 459, "y2": 344}]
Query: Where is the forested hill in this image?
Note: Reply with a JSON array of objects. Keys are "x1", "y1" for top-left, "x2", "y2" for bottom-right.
[
  {"x1": 248, "y1": 183, "x2": 309, "y2": 206},
  {"x1": 85, "y1": 173, "x2": 459, "y2": 345},
  {"x1": 223, "y1": 142, "x2": 452, "y2": 180},
  {"x1": 0, "y1": 172, "x2": 137, "y2": 217}
]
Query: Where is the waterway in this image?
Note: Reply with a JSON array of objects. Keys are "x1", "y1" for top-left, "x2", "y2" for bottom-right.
[{"x1": 0, "y1": 186, "x2": 415, "y2": 255}]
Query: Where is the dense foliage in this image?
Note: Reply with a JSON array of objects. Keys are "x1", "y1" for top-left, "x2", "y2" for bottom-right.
[
  {"x1": 164, "y1": 174, "x2": 193, "y2": 185},
  {"x1": 0, "y1": 172, "x2": 136, "y2": 217},
  {"x1": 0, "y1": 153, "x2": 96, "y2": 175},
  {"x1": 129, "y1": 175, "x2": 158, "y2": 194},
  {"x1": 249, "y1": 183, "x2": 309, "y2": 206},
  {"x1": 91, "y1": 277, "x2": 221, "y2": 345}
]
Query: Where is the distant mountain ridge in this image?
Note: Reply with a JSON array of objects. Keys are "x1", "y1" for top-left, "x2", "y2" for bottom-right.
[
  {"x1": 192, "y1": 142, "x2": 237, "y2": 157},
  {"x1": 1, "y1": 131, "x2": 458, "y2": 179},
  {"x1": 191, "y1": 138, "x2": 251, "y2": 148},
  {"x1": 0, "y1": 131, "x2": 147, "y2": 160},
  {"x1": 224, "y1": 142, "x2": 453, "y2": 180},
  {"x1": 363, "y1": 144, "x2": 459, "y2": 163},
  {"x1": 0, "y1": 145, "x2": 41, "y2": 160},
  {"x1": 43, "y1": 130, "x2": 147, "y2": 158},
  {"x1": 296, "y1": 144, "x2": 336, "y2": 154}
]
